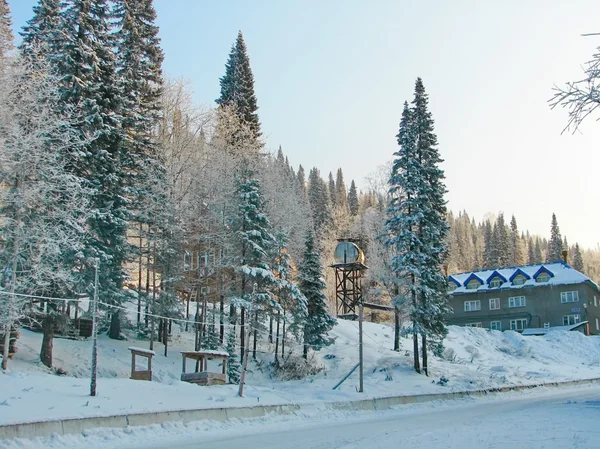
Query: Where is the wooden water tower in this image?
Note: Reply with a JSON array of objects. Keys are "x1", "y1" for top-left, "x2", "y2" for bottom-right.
[{"x1": 331, "y1": 239, "x2": 368, "y2": 317}]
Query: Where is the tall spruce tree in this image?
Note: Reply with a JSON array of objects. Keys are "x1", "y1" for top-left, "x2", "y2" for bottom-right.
[
  {"x1": 547, "y1": 213, "x2": 564, "y2": 262},
  {"x1": 527, "y1": 237, "x2": 535, "y2": 264},
  {"x1": 573, "y1": 243, "x2": 585, "y2": 272},
  {"x1": 335, "y1": 168, "x2": 348, "y2": 211},
  {"x1": 509, "y1": 215, "x2": 523, "y2": 266},
  {"x1": 410, "y1": 78, "x2": 450, "y2": 372},
  {"x1": 328, "y1": 172, "x2": 336, "y2": 208},
  {"x1": 297, "y1": 165, "x2": 307, "y2": 197},
  {"x1": 216, "y1": 31, "x2": 261, "y2": 140},
  {"x1": 40, "y1": 0, "x2": 129, "y2": 336},
  {"x1": 307, "y1": 167, "x2": 331, "y2": 232},
  {"x1": 19, "y1": 0, "x2": 61, "y2": 60},
  {"x1": 298, "y1": 232, "x2": 335, "y2": 359},
  {"x1": 482, "y1": 220, "x2": 495, "y2": 269},
  {"x1": 348, "y1": 180, "x2": 359, "y2": 216},
  {"x1": 534, "y1": 238, "x2": 543, "y2": 264},
  {"x1": 495, "y1": 214, "x2": 510, "y2": 267}
]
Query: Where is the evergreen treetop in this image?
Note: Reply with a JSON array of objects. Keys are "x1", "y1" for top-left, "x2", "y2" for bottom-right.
[
  {"x1": 0, "y1": 0, "x2": 13, "y2": 60},
  {"x1": 216, "y1": 31, "x2": 261, "y2": 140},
  {"x1": 348, "y1": 180, "x2": 359, "y2": 216},
  {"x1": 547, "y1": 213, "x2": 564, "y2": 262}
]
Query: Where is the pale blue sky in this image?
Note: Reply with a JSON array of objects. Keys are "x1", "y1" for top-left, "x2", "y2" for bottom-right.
[{"x1": 9, "y1": 0, "x2": 600, "y2": 249}]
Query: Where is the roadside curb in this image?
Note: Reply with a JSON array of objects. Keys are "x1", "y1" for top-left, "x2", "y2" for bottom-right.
[{"x1": 2, "y1": 377, "x2": 599, "y2": 441}]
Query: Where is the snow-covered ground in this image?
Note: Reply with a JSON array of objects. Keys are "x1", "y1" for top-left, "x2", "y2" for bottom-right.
[
  {"x1": 2, "y1": 319, "x2": 600, "y2": 427},
  {"x1": 3, "y1": 384, "x2": 600, "y2": 449}
]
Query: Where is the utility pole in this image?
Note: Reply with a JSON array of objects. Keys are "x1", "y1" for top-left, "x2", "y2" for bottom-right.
[
  {"x1": 90, "y1": 258, "x2": 99, "y2": 397},
  {"x1": 358, "y1": 301, "x2": 364, "y2": 393}
]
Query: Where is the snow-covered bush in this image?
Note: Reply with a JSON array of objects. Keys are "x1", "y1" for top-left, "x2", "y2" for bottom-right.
[{"x1": 274, "y1": 353, "x2": 323, "y2": 380}]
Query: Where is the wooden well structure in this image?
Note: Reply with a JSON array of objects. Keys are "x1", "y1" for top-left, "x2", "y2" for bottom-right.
[
  {"x1": 331, "y1": 239, "x2": 368, "y2": 316},
  {"x1": 181, "y1": 350, "x2": 228, "y2": 386},
  {"x1": 128, "y1": 346, "x2": 155, "y2": 381}
]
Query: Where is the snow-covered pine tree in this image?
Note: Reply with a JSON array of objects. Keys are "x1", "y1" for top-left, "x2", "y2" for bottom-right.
[
  {"x1": 297, "y1": 165, "x2": 307, "y2": 197},
  {"x1": 348, "y1": 180, "x2": 359, "y2": 216},
  {"x1": 509, "y1": 215, "x2": 523, "y2": 266},
  {"x1": 547, "y1": 213, "x2": 564, "y2": 262},
  {"x1": 19, "y1": 0, "x2": 61, "y2": 61},
  {"x1": 230, "y1": 167, "x2": 279, "y2": 360},
  {"x1": 527, "y1": 237, "x2": 535, "y2": 264},
  {"x1": 573, "y1": 243, "x2": 585, "y2": 272},
  {"x1": 328, "y1": 172, "x2": 337, "y2": 209},
  {"x1": 534, "y1": 238, "x2": 543, "y2": 264},
  {"x1": 43, "y1": 0, "x2": 129, "y2": 337},
  {"x1": 495, "y1": 214, "x2": 510, "y2": 267},
  {"x1": 298, "y1": 232, "x2": 335, "y2": 359},
  {"x1": 384, "y1": 101, "x2": 423, "y2": 372},
  {"x1": 216, "y1": 31, "x2": 261, "y2": 141},
  {"x1": 482, "y1": 220, "x2": 495, "y2": 269},
  {"x1": 335, "y1": 168, "x2": 348, "y2": 212},
  {"x1": 307, "y1": 167, "x2": 332, "y2": 233},
  {"x1": 409, "y1": 78, "x2": 450, "y2": 373}
]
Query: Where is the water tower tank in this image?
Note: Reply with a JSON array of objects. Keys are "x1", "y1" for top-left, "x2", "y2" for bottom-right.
[{"x1": 334, "y1": 241, "x2": 365, "y2": 265}]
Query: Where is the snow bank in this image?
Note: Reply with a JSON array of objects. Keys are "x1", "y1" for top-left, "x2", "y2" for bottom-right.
[{"x1": 1, "y1": 320, "x2": 600, "y2": 426}]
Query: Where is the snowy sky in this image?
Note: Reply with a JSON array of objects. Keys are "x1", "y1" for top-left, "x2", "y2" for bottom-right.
[{"x1": 9, "y1": 0, "x2": 600, "y2": 249}]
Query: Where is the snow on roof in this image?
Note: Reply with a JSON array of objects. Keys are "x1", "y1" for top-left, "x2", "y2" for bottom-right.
[
  {"x1": 450, "y1": 262, "x2": 599, "y2": 295},
  {"x1": 128, "y1": 347, "x2": 156, "y2": 356},
  {"x1": 522, "y1": 321, "x2": 588, "y2": 336}
]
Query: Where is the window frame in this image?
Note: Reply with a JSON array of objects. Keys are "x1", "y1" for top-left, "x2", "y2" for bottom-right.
[
  {"x1": 536, "y1": 273, "x2": 551, "y2": 283},
  {"x1": 490, "y1": 321, "x2": 502, "y2": 331},
  {"x1": 510, "y1": 318, "x2": 528, "y2": 331},
  {"x1": 464, "y1": 300, "x2": 481, "y2": 312},
  {"x1": 512, "y1": 275, "x2": 526, "y2": 286},
  {"x1": 467, "y1": 279, "x2": 481, "y2": 290},
  {"x1": 560, "y1": 291, "x2": 579, "y2": 303},
  {"x1": 465, "y1": 322, "x2": 483, "y2": 328},
  {"x1": 563, "y1": 314, "x2": 580, "y2": 326},
  {"x1": 489, "y1": 278, "x2": 503, "y2": 288},
  {"x1": 508, "y1": 296, "x2": 526, "y2": 308},
  {"x1": 489, "y1": 298, "x2": 500, "y2": 310}
]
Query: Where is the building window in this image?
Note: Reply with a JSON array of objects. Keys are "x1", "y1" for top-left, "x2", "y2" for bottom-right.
[
  {"x1": 510, "y1": 318, "x2": 528, "y2": 331},
  {"x1": 464, "y1": 300, "x2": 481, "y2": 312},
  {"x1": 560, "y1": 291, "x2": 579, "y2": 303},
  {"x1": 512, "y1": 275, "x2": 526, "y2": 286},
  {"x1": 489, "y1": 298, "x2": 500, "y2": 310},
  {"x1": 489, "y1": 278, "x2": 503, "y2": 288},
  {"x1": 508, "y1": 296, "x2": 526, "y2": 308},
  {"x1": 467, "y1": 279, "x2": 481, "y2": 290},
  {"x1": 490, "y1": 321, "x2": 502, "y2": 331},
  {"x1": 563, "y1": 314, "x2": 580, "y2": 326},
  {"x1": 465, "y1": 323, "x2": 482, "y2": 328},
  {"x1": 536, "y1": 272, "x2": 551, "y2": 283}
]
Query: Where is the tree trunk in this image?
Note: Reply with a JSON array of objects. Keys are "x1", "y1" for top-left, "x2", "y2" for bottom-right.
[
  {"x1": 421, "y1": 333, "x2": 428, "y2": 376},
  {"x1": 240, "y1": 307, "x2": 245, "y2": 362},
  {"x1": 252, "y1": 311, "x2": 258, "y2": 360},
  {"x1": 163, "y1": 319, "x2": 168, "y2": 357},
  {"x1": 413, "y1": 319, "x2": 420, "y2": 374},
  {"x1": 281, "y1": 307, "x2": 286, "y2": 358},
  {"x1": 137, "y1": 221, "x2": 143, "y2": 327},
  {"x1": 157, "y1": 319, "x2": 163, "y2": 343},
  {"x1": 220, "y1": 295, "x2": 225, "y2": 343},
  {"x1": 303, "y1": 342, "x2": 308, "y2": 359},
  {"x1": 41, "y1": 315, "x2": 54, "y2": 368},
  {"x1": 109, "y1": 312, "x2": 121, "y2": 340},
  {"x1": 393, "y1": 306, "x2": 400, "y2": 351},
  {"x1": 268, "y1": 315, "x2": 273, "y2": 343},
  {"x1": 274, "y1": 309, "x2": 281, "y2": 365},
  {"x1": 2, "y1": 326, "x2": 10, "y2": 370}
]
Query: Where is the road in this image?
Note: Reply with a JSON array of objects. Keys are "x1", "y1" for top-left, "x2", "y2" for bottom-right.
[{"x1": 141, "y1": 386, "x2": 600, "y2": 449}]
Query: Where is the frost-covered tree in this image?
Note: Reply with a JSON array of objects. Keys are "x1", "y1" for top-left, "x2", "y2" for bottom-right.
[
  {"x1": 226, "y1": 326, "x2": 240, "y2": 384},
  {"x1": 328, "y1": 172, "x2": 336, "y2": 208},
  {"x1": 534, "y1": 238, "x2": 543, "y2": 264},
  {"x1": 297, "y1": 164, "x2": 307, "y2": 197},
  {"x1": 348, "y1": 180, "x2": 359, "y2": 216},
  {"x1": 573, "y1": 243, "x2": 585, "y2": 272},
  {"x1": 547, "y1": 213, "x2": 564, "y2": 262},
  {"x1": 509, "y1": 215, "x2": 523, "y2": 266},
  {"x1": 307, "y1": 167, "x2": 331, "y2": 234},
  {"x1": 298, "y1": 232, "x2": 335, "y2": 359},
  {"x1": 527, "y1": 237, "x2": 535, "y2": 265},
  {"x1": 482, "y1": 220, "x2": 495, "y2": 269},
  {"x1": 216, "y1": 31, "x2": 261, "y2": 141},
  {"x1": 0, "y1": 55, "x2": 90, "y2": 369},
  {"x1": 0, "y1": 0, "x2": 13, "y2": 61},
  {"x1": 495, "y1": 214, "x2": 510, "y2": 267},
  {"x1": 335, "y1": 168, "x2": 348, "y2": 212}
]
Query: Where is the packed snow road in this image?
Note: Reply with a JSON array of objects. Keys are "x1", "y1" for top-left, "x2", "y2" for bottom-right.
[{"x1": 145, "y1": 386, "x2": 600, "y2": 449}]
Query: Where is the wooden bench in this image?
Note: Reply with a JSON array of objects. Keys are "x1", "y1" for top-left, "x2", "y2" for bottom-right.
[{"x1": 181, "y1": 350, "x2": 228, "y2": 386}]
